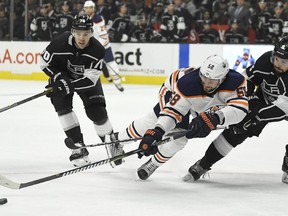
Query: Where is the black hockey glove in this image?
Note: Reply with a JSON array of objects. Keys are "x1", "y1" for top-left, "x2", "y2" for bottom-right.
[
  {"x1": 138, "y1": 128, "x2": 164, "y2": 159},
  {"x1": 247, "y1": 95, "x2": 263, "y2": 116},
  {"x1": 186, "y1": 112, "x2": 220, "y2": 139},
  {"x1": 46, "y1": 77, "x2": 74, "y2": 97}
]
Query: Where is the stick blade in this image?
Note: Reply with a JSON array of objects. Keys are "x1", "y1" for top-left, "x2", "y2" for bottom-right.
[{"x1": 0, "y1": 174, "x2": 20, "y2": 189}]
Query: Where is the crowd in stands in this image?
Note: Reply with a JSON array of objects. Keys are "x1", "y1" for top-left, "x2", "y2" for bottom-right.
[{"x1": 0, "y1": 0, "x2": 288, "y2": 44}]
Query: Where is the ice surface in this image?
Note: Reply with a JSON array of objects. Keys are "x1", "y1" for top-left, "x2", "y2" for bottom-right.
[{"x1": 0, "y1": 80, "x2": 287, "y2": 216}]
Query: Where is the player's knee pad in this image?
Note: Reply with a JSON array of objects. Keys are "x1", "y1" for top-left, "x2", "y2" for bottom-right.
[{"x1": 85, "y1": 103, "x2": 108, "y2": 124}]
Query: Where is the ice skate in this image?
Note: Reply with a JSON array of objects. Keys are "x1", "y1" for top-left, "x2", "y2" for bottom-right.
[
  {"x1": 111, "y1": 74, "x2": 124, "y2": 92},
  {"x1": 114, "y1": 83, "x2": 124, "y2": 92},
  {"x1": 137, "y1": 158, "x2": 159, "y2": 180},
  {"x1": 69, "y1": 142, "x2": 90, "y2": 167},
  {"x1": 282, "y1": 144, "x2": 288, "y2": 184},
  {"x1": 182, "y1": 160, "x2": 210, "y2": 182},
  {"x1": 105, "y1": 133, "x2": 125, "y2": 167}
]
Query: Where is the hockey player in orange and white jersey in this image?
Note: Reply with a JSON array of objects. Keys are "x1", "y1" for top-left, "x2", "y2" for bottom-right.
[
  {"x1": 83, "y1": 0, "x2": 124, "y2": 92},
  {"x1": 131, "y1": 54, "x2": 249, "y2": 180},
  {"x1": 117, "y1": 65, "x2": 192, "y2": 164}
]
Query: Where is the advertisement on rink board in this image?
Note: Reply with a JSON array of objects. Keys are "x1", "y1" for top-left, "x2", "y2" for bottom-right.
[{"x1": 0, "y1": 42, "x2": 274, "y2": 84}]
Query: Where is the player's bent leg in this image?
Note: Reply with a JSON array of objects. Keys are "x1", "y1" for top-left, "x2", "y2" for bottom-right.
[
  {"x1": 137, "y1": 128, "x2": 188, "y2": 180},
  {"x1": 282, "y1": 144, "x2": 288, "y2": 184},
  {"x1": 86, "y1": 103, "x2": 124, "y2": 167},
  {"x1": 94, "y1": 119, "x2": 124, "y2": 167},
  {"x1": 58, "y1": 109, "x2": 91, "y2": 166},
  {"x1": 118, "y1": 110, "x2": 158, "y2": 141},
  {"x1": 183, "y1": 127, "x2": 248, "y2": 182}
]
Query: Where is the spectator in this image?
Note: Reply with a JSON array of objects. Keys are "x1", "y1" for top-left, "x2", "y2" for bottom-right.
[
  {"x1": 173, "y1": 0, "x2": 193, "y2": 30},
  {"x1": 251, "y1": 0, "x2": 271, "y2": 44},
  {"x1": 184, "y1": 0, "x2": 197, "y2": 18},
  {"x1": 224, "y1": 18, "x2": 247, "y2": 43},
  {"x1": 53, "y1": 1, "x2": 74, "y2": 38},
  {"x1": 97, "y1": 0, "x2": 111, "y2": 24},
  {"x1": 30, "y1": 4, "x2": 53, "y2": 41},
  {"x1": 159, "y1": 2, "x2": 189, "y2": 43},
  {"x1": 131, "y1": 11, "x2": 161, "y2": 42},
  {"x1": 0, "y1": 7, "x2": 8, "y2": 40},
  {"x1": 229, "y1": 0, "x2": 250, "y2": 32},
  {"x1": 148, "y1": 1, "x2": 164, "y2": 32},
  {"x1": 45, "y1": 0, "x2": 58, "y2": 34},
  {"x1": 107, "y1": 3, "x2": 133, "y2": 42},
  {"x1": 71, "y1": 0, "x2": 83, "y2": 16},
  {"x1": 212, "y1": 0, "x2": 230, "y2": 25},
  {"x1": 194, "y1": 9, "x2": 212, "y2": 32},
  {"x1": 198, "y1": 19, "x2": 221, "y2": 43},
  {"x1": 267, "y1": 1, "x2": 287, "y2": 44}
]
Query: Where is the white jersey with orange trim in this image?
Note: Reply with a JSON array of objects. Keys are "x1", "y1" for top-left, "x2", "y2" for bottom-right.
[
  {"x1": 156, "y1": 68, "x2": 248, "y2": 133},
  {"x1": 118, "y1": 67, "x2": 193, "y2": 141},
  {"x1": 90, "y1": 13, "x2": 110, "y2": 48},
  {"x1": 158, "y1": 67, "x2": 193, "y2": 111}
]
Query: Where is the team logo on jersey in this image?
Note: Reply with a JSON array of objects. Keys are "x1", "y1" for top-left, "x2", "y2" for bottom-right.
[
  {"x1": 60, "y1": 18, "x2": 68, "y2": 28},
  {"x1": 67, "y1": 60, "x2": 85, "y2": 78},
  {"x1": 262, "y1": 79, "x2": 284, "y2": 102}
]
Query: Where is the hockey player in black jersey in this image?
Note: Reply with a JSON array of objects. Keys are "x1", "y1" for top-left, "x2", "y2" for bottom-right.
[
  {"x1": 40, "y1": 15, "x2": 123, "y2": 167},
  {"x1": 183, "y1": 36, "x2": 288, "y2": 184}
]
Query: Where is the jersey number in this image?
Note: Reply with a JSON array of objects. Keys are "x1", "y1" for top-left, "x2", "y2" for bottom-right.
[
  {"x1": 42, "y1": 50, "x2": 51, "y2": 62},
  {"x1": 170, "y1": 93, "x2": 181, "y2": 106}
]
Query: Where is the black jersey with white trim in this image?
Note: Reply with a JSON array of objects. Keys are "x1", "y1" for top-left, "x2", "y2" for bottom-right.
[
  {"x1": 40, "y1": 32, "x2": 105, "y2": 92},
  {"x1": 245, "y1": 51, "x2": 288, "y2": 122}
]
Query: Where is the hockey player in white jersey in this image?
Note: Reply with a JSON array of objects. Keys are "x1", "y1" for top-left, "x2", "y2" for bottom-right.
[
  {"x1": 84, "y1": 0, "x2": 124, "y2": 92},
  {"x1": 117, "y1": 55, "x2": 248, "y2": 180}
]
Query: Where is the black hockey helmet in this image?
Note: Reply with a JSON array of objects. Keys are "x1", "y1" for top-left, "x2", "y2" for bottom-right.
[
  {"x1": 273, "y1": 36, "x2": 288, "y2": 59},
  {"x1": 72, "y1": 14, "x2": 93, "y2": 31}
]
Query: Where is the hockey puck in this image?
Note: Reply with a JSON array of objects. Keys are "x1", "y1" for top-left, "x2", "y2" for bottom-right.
[{"x1": 0, "y1": 198, "x2": 8, "y2": 205}]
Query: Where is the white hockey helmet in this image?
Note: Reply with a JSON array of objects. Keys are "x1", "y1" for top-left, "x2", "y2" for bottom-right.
[
  {"x1": 200, "y1": 54, "x2": 229, "y2": 83},
  {"x1": 84, "y1": 0, "x2": 95, "y2": 8}
]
